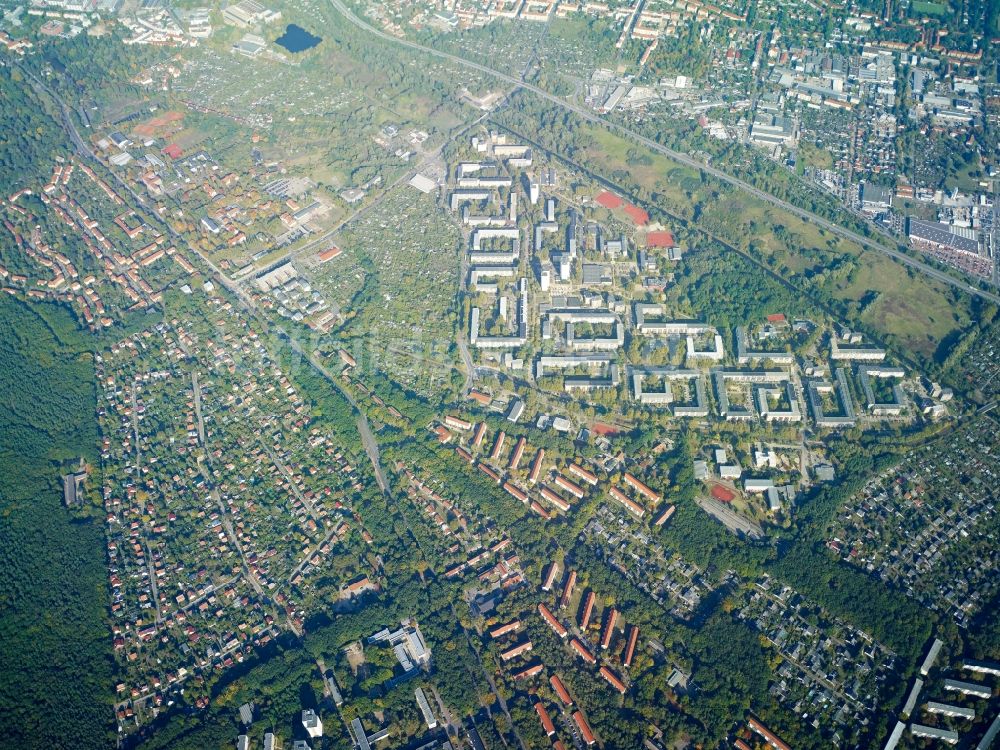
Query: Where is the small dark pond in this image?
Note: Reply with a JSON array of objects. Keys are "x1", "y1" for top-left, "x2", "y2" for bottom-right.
[{"x1": 275, "y1": 24, "x2": 322, "y2": 53}]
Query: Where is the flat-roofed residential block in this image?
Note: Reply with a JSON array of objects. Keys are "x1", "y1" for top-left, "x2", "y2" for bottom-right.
[
  {"x1": 629, "y1": 367, "x2": 709, "y2": 415},
  {"x1": 633, "y1": 304, "x2": 714, "y2": 336},
  {"x1": 686, "y1": 332, "x2": 726, "y2": 362},
  {"x1": 910, "y1": 724, "x2": 959, "y2": 745},
  {"x1": 415, "y1": 687, "x2": 437, "y2": 729},
  {"x1": 857, "y1": 365, "x2": 908, "y2": 415},
  {"x1": 977, "y1": 713, "x2": 1000, "y2": 750},
  {"x1": 830, "y1": 335, "x2": 886, "y2": 362},
  {"x1": 735, "y1": 326, "x2": 795, "y2": 365},
  {"x1": 965, "y1": 660, "x2": 1000, "y2": 678},
  {"x1": 883, "y1": 721, "x2": 906, "y2": 750},
  {"x1": 806, "y1": 369, "x2": 857, "y2": 427},
  {"x1": 924, "y1": 701, "x2": 975, "y2": 721},
  {"x1": 920, "y1": 638, "x2": 944, "y2": 676},
  {"x1": 901, "y1": 678, "x2": 923, "y2": 718},
  {"x1": 944, "y1": 678, "x2": 991, "y2": 699}
]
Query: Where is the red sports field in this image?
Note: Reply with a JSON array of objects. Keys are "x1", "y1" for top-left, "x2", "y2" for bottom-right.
[
  {"x1": 595, "y1": 191, "x2": 623, "y2": 209},
  {"x1": 710, "y1": 484, "x2": 736, "y2": 502}
]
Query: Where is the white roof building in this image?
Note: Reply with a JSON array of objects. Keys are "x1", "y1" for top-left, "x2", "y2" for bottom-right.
[
  {"x1": 415, "y1": 687, "x2": 438, "y2": 729},
  {"x1": 301, "y1": 709, "x2": 323, "y2": 739}
]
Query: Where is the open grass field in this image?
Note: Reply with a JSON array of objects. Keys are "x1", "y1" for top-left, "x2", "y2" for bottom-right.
[
  {"x1": 797, "y1": 141, "x2": 835, "y2": 170},
  {"x1": 578, "y1": 122, "x2": 972, "y2": 360},
  {"x1": 843, "y1": 263, "x2": 968, "y2": 357},
  {"x1": 588, "y1": 127, "x2": 702, "y2": 196},
  {"x1": 910, "y1": 0, "x2": 949, "y2": 15}
]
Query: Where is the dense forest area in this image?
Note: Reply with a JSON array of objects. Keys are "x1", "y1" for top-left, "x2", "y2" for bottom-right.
[
  {"x1": 0, "y1": 296, "x2": 113, "y2": 748},
  {"x1": 0, "y1": 66, "x2": 70, "y2": 189}
]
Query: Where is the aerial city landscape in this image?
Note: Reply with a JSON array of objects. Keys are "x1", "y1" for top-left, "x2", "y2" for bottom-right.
[{"x1": 0, "y1": 0, "x2": 998, "y2": 746}]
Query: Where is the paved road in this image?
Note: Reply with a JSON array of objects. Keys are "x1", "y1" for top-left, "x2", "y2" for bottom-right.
[
  {"x1": 239, "y1": 165, "x2": 420, "y2": 282},
  {"x1": 449, "y1": 602, "x2": 528, "y2": 750},
  {"x1": 279, "y1": 332, "x2": 392, "y2": 493},
  {"x1": 32, "y1": 75, "x2": 396, "y2": 505},
  {"x1": 144, "y1": 541, "x2": 162, "y2": 622},
  {"x1": 287, "y1": 523, "x2": 344, "y2": 585},
  {"x1": 208, "y1": 481, "x2": 307, "y2": 636},
  {"x1": 259, "y1": 438, "x2": 323, "y2": 523},
  {"x1": 130, "y1": 380, "x2": 141, "y2": 464},
  {"x1": 754, "y1": 584, "x2": 868, "y2": 707},
  {"x1": 323, "y1": 0, "x2": 1000, "y2": 306},
  {"x1": 209, "y1": 487, "x2": 264, "y2": 594},
  {"x1": 22, "y1": 50, "x2": 423, "y2": 705},
  {"x1": 17, "y1": 62, "x2": 176, "y2": 234},
  {"x1": 24, "y1": 68, "x2": 317, "y2": 653},
  {"x1": 191, "y1": 371, "x2": 206, "y2": 445},
  {"x1": 160, "y1": 575, "x2": 241, "y2": 626},
  {"x1": 430, "y1": 684, "x2": 465, "y2": 746},
  {"x1": 455, "y1": 243, "x2": 477, "y2": 395}
]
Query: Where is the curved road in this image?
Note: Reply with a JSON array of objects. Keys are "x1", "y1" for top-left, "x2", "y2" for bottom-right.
[
  {"x1": 324, "y1": 0, "x2": 1000, "y2": 305},
  {"x1": 280, "y1": 332, "x2": 391, "y2": 493}
]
